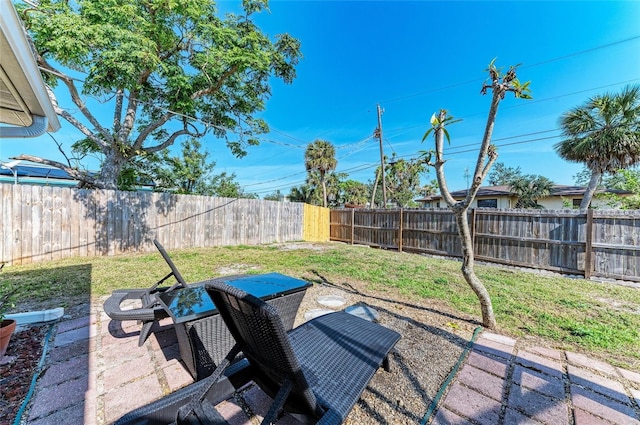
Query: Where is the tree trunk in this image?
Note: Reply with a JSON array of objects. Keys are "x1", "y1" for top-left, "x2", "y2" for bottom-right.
[
  {"x1": 580, "y1": 171, "x2": 601, "y2": 210},
  {"x1": 454, "y1": 207, "x2": 497, "y2": 329},
  {"x1": 100, "y1": 150, "x2": 126, "y2": 190}
]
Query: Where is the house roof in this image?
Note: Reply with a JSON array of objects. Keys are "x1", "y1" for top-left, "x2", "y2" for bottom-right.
[
  {"x1": 0, "y1": 1, "x2": 60, "y2": 137},
  {"x1": 417, "y1": 184, "x2": 632, "y2": 201},
  {"x1": 0, "y1": 162, "x2": 75, "y2": 180}
]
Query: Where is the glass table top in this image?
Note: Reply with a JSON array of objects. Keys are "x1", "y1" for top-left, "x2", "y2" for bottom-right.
[{"x1": 157, "y1": 273, "x2": 311, "y2": 323}]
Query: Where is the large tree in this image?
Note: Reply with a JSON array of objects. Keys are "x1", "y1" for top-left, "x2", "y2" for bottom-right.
[
  {"x1": 488, "y1": 162, "x2": 523, "y2": 186},
  {"x1": 421, "y1": 60, "x2": 531, "y2": 329},
  {"x1": 338, "y1": 179, "x2": 370, "y2": 206},
  {"x1": 383, "y1": 155, "x2": 428, "y2": 207},
  {"x1": 555, "y1": 85, "x2": 640, "y2": 209},
  {"x1": 151, "y1": 138, "x2": 254, "y2": 198},
  {"x1": 15, "y1": 0, "x2": 301, "y2": 189},
  {"x1": 304, "y1": 140, "x2": 337, "y2": 207}
]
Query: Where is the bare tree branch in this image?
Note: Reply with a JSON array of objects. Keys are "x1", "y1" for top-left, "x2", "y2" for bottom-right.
[
  {"x1": 133, "y1": 112, "x2": 174, "y2": 150},
  {"x1": 11, "y1": 154, "x2": 102, "y2": 188},
  {"x1": 38, "y1": 60, "x2": 114, "y2": 146},
  {"x1": 141, "y1": 128, "x2": 194, "y2": 154},
  {"x1": 118, "y1": 89, "x2": 140, "y2": 142},
  {"x1": 433, "y1": 111, "x2": 458, "y2": 207},
  {"x1": 114, "y1": 88, "x2": 124, "y2": 134},
  {"x1": 54, "y1": 106, "x2": 108, "y2": 149},
  {"x1": 191, "y1": 64, "x2": 239, "y2": 99}
]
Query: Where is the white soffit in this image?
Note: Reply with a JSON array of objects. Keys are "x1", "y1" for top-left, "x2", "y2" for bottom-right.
[{"x1": 0, "y1": 0, "x2": 60, "y2": 136}]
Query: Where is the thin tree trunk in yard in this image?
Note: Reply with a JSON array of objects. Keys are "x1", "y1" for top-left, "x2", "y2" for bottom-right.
[
  {"x1": 580, "y1": 171, "x2": 601, "y2": 210},
  {"x1": 455, "y1": 209, "x2": 496, "y2": 329},
  {"x1": 322, "y1": 180, "x2": 328, "y2": 208}
]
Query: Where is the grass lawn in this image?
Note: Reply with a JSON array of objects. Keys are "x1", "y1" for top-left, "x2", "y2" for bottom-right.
[{"x1": 1, "y1": 242, "x2": 639, "y2": 370}]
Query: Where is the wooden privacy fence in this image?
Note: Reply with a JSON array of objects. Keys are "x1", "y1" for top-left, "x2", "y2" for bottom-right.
[
  {"x1": 0, "y1": 184, "x2": 329, "y2": 266},
  {"x1": 303, "y1": 203, "x2": 330, "y2": 242},
  {"x1": 330, "y1": 208, "x2": 640, "y2": 282}
]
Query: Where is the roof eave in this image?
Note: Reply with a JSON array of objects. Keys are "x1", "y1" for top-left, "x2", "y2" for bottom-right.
[{"x1": 0, "y1": 1, "x2": 60, "y2": 137}]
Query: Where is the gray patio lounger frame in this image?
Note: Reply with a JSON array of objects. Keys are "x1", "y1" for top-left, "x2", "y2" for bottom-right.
[{"x1": 103, "y1": 239, "x2": 187, "y2": 346}]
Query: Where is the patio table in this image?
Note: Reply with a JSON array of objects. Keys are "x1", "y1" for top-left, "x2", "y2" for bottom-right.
[{"x1": 158, "y1": 273, "x2": 311, "y2": 380}]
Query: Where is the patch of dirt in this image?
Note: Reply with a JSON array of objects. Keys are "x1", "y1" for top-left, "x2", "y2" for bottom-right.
[
  {"x1": 274, "y1": 242, "x2": 332, "y2": 251},
  {"x1": 0, "y1": 325, "x2": 48, "y2": 425},
  {"x1": 595, "y1": 297, "x2": 640, "y2": 315},
  {"x1": 215, "y1": 264, "x2": 262, "y2": 275}
]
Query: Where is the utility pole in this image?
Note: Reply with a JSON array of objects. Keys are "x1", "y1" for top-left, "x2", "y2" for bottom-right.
[
  {"x1": 375, "y1": 104, "x2": 387, "y2": 208},
  {"x1": 464, "y1": 167, "x2": 470, "y2": 190}
]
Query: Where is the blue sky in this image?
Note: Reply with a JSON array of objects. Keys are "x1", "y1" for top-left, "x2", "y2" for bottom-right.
[{"x1": 2, "y1": 0, "x2": 639, "y2": 197}]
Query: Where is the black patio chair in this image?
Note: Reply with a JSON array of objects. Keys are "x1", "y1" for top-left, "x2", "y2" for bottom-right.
[
  {"x1": 114, "y1": 357, "x2": 254, "y2": 425},
  {"x1": 114, "y1": 280, "x2": 401, "y2": 425},
  {"x1": 201, "y1": 280, "x2": 401, "y2": 424},
  {"x1": 103, "y1": 239, "x2": 188, "y2": 346}
]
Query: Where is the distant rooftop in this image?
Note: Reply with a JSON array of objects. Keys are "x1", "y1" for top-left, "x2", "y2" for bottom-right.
[
  {"x1": 0, "y1": 161, "x2": 88, "y2": 187},
  {"x1": 417, "y1": 185, "x2": 633, "y2": 201}
]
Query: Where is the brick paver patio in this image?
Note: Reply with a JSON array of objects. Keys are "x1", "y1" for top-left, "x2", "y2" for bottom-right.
[{"x1": 23, "y1": 302, "x2": 640, "y2": 424}]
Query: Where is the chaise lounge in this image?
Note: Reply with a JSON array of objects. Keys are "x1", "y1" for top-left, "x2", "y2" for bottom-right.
[{"x1": 115, "y1": 279, "x2": 401, "y2": 424}]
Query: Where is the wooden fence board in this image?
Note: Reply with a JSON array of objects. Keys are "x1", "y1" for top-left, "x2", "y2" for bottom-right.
[
  {"x1": 29, "y1": 185, "x2": 42, "y2": 263},
  {"x1": 330, "y1": 207, "x2": 640, "y2": 282},
  {"x1": 11, "y1": 185, "x2": 21, "y2": 264},
  {"x1": 1, "y1": 184, "x2": 308, "y2": 265}
]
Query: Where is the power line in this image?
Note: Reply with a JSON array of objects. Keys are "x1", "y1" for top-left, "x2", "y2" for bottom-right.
[
  {"x1": 379, "y1": 34, "x2": 640, "y2": 105},
  {"x1": 521, "y1": 35, "x2": 640, "y2": 70}
]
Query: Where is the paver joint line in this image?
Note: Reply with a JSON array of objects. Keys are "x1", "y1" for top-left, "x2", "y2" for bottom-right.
[
  {"x1": 27, "y1": 308, "x2": 640, "y2": 425},
  {"x1": 432, "y1": 332, "x2": 640, "y2": 425}
]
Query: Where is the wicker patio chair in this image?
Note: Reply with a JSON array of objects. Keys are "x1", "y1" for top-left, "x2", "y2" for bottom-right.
[
  {"x1": 103, "y1": 239, "x2": 188, "y2": 346},
  {"x1": 114, "y1": 357, "x2": 254, "y2": 425},
  {"x1": 199, "y1": 280, "x2": 402, "y2": 424}
]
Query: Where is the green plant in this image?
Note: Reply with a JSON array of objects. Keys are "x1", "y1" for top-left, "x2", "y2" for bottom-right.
[{"x1": 0, "y1": 283, "x2": 17, "y2": 322}]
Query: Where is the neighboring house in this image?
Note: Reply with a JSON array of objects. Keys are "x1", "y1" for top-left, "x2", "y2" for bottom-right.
[
  {"x1": 0, "y1": 2, "x2": 60, "y2": 137},
  {"x1": 0, "y1": 162, "x2": 90, "y2": 187},
  {"x1": 417, "y1": 185, "x2": 633, "y2": 209}
]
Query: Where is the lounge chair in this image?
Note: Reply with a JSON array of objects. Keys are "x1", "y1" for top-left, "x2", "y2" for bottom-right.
[
  {"x1": 103, "y1": 239, "x2": 188, "y2": 346},
  {"x1": 115, "y1": 279, "x2": 401, "y2": 424}
]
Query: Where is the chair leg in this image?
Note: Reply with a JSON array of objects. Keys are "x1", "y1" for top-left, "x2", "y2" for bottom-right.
[
  {"x1": 138, "y1": 320, "x2": 155, "y2": 346},
  {"x1": 382, "y1": 355, "x2": 391, "y2": 372},
  {"x1": 262, "y1": 380, "x2": 293, "y2": 425}
]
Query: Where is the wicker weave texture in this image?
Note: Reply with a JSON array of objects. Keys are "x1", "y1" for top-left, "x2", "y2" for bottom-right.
[
  {"x1": 207, "y1": 281, "x2": 401, "y2": 424},
  {"x1": 178, "y1": 290, "x2": 307, "y2": 380}
]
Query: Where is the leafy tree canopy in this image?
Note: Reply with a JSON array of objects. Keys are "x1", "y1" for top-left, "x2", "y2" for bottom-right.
[
  {"x1": 152, "y1": 138, "x2": 255, "y2": 198},
  {"x1": 338, "y1": 179, "x2": 370, "y2": 206},
  {"x1": 263, "y1": 190, "x2": 284, "y2": 201},
  {"x1": 509, "y1": 175, "x2": 554, "y2": 208},
  {"x1": 382, "y1": 155, "x2": 428, "y2": 207},
  {"x1": 488, "y1": 162, "x2": 554, "y2": 208},
  {"x1": 488, "y1": 162, "x2": 523, "y2": 186},
  {"x1": 16, "y1": 0, "x2": 301, "y2": 189}
]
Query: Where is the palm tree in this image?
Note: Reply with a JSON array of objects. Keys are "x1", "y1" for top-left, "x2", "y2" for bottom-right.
[
  {"x1": 304, "y1": 140, "x2": 337, "y2": 207},
  {"x1": 555, "y1": 85, "x2": 640, "y2": 209},
  {"x1": 509, "y1": 175, "x2": 554, "y2": 208}
]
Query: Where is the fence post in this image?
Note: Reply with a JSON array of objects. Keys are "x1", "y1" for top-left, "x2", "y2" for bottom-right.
[
  {"x1": 350, "y1": 208, "x2": 355, "y2": 245},
  {"x1": 398, "y1": 208, "x2": 403, "y2": 252},
  {"x1": 584, "y1": 209, "x2": 594, "y2": 279}
]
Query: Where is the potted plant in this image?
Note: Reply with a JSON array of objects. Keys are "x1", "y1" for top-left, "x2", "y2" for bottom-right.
[{"x1": 0, "y1": 283, "x2": 18, "y2": 362}]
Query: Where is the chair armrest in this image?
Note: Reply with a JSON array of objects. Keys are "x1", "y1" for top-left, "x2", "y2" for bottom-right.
[{"x1": 103, "y1": 291, "x2": 166, "y2": 322}]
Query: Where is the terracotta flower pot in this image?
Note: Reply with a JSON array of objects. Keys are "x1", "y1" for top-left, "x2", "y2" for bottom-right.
[{"x1": 0, "y1": 319, "x2": 17, "y2": 359}]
